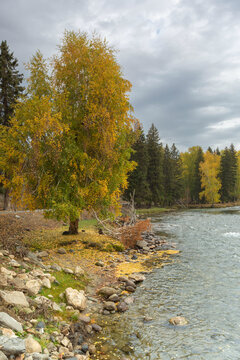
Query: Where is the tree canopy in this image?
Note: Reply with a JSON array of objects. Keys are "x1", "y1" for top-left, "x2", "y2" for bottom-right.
[{"x1": 0, "y1": 31, "x2": 138, "y2": 233}]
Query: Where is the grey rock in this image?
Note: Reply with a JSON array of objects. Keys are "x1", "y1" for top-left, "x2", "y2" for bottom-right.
[
  {"x1": 37, "y1": 251, "x2": 49, "y2": 258},
  {"x1": 32, "y1": 354, "x2": 49, "y2": 360},
  {"x1": 97, "y1": 287, "x2": 117, "y2": 297},
  {"x1": 57, "y1": 248, "x2": 66, "y2": 254},
  {"x1": 117, "y1": 301, "x2": 128, "y2": 312},
  {"x1": 0, "y1": 291, "x2": 29, "y2": 307},
  {"x1": 136, "y1": 240, "x2": 148, "y2": 249},
  {"x1": 0, "y1": 312, "x2": 23, "y2": 333},
  {"x1": 108, "y1": 294, "x2": 119, "y2": 302},
  {"x1": 36, "y1": 321, "x2": 45, "y2": 330},
  {"x1": 51, "y1": 264, "x2": 62, "y2": 271},
  {"x1": 65, "y1": 288, "x2": 87, "y2": 311},
  {"x1": 169, "y1": 316, "x2": 188, "y2": 326},
  {"x1": 125, "y1": 286, "x2": 136, "y2": 292},
  {"x1": 125, "y1": 280, "x2": 136, "y2": 288},
  {"x1": 92, "y1": 323, "x2": 102, "y2": 332},
  {"x1": 0, "y1": 351, "x2": 7, "y2": 360},
  {"x1": 78, "y1": 315, "x2": 91, "y2": 324},
  {"x1": 129, "y1": 273, "x2": 146, "y2": 283},
  {"x1": 25, "y1": 335, "x2": 42, "y2": 353},
  {"x1": 103, "y1": 301, "x2": 117, "y2": 311},
  {"x1": 0, "y1": 336, "x2": 25, "y2": 355},
  {"x1": 63, "y1": 268, "x2": 73, "y2": 274},
  {"x1": 81, "y1": 343, "x2": 88, "y2": 353}
]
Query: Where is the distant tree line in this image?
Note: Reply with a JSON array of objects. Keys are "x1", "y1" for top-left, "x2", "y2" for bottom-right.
[{"x1": 124, "y1": 124, "x2": 240, "y2": 207}]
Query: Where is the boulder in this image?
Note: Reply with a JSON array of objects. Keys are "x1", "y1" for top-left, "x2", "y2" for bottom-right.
[
  {"x1": 51, "y1": 263, "x2": 62, "y2": 271},
  {"x1": 0, "y1": 313, "x2": 23, "y2": 333},
  {"x1": 129, "y1": 273, "x2": 146, "y2": 283},
  {"x1": 0, "y1": 291, "x2": 29, "y2": 307},
  {"x1": 41, "y1": 278, "x2": 51, "y2": 289},
  {"x1": 0, "y1": 275, "x2": 8, "y2": 287},
  {"x1": 63, "y1": 268, "x2": 73, "y2": 274},
  {"x1": 97, "y1": 287, "x2": 117, "y2": 298},
  {"x1": 136, "y1": 240, "x2": 148, "y2": 249},
  {"x1": 0, "y1": 351, "x2": 7, "y2": 360},
  {"x1": 103, "y1": 301, "x2": 117, "y2": 311},
  {"x1": 37, "y1": 251, "x2": 49, "y2": 258},
  {"x1": 0, "y1": 267, "x2": 16, "y2": 277},
  {"x1": 169, "y1": 316, "x2": 188, "y2": 326},
  {"x1": 25, "y1": 336, "x2": 42, "y2": 353},
  {"x1": 65, "y1": 288, "x2": 87, "y2": 311},
  {"x1": 78, "y1": 315, "x2": 91, "y2": 324},
  {"x1": 0, "y1": 328, "x2": 16, "y2": 337},
  {"x1": 26, "y1": 280, "x2": 42, "y2": 296},
  {"x1": 9, "y1": 260, "x2": 21, "y2": 268},
  {"x1": 75, "y1": 266, "x2": 85, "y2": 276},
  {"x1": 117, "y1": 301, "x2": 128, "y2": 312},
  {"x1": 92, "y1": 323, "x2": 102, "y2": 332},
  {"x1": 32, "y1": 354, "x2": 49, "y2": 360},
  {"x1": 0, "y1": 336, "x2": 25, "y2": 355},
  {"x1": 108, "y1": 294, "x2": 119, "y2": 302}
]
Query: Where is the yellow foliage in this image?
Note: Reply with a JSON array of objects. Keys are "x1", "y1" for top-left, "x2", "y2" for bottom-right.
[{"x1": 199, "y1": 151, "x2": 221, "y2": 204}]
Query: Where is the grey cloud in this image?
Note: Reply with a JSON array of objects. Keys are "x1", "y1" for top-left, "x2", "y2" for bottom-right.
[{"x1": 1, "y1": 0, "x2": 240, "y2": 150}]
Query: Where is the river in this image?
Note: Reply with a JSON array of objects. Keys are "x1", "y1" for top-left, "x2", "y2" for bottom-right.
[{"x1": 96, "y1": 207, "x2": 240, "y2": 359}]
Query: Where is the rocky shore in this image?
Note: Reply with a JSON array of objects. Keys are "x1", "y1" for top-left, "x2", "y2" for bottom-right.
[{"x1": 0, "y1": 225, "x2": 178, "y2": 360}]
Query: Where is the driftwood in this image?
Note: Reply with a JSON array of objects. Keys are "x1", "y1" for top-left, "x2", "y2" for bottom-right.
[{"x1": 92, "y1": 192, "x2": 137, "y2": 239}]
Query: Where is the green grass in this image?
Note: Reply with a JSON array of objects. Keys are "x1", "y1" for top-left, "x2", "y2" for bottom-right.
[
  {"x1": 78, "y1": 218, "x2": 98, "y2": 229},
  {"x1": 136, "y1": 207, "x2": 173, "y2": 215},
  {"x1": 40, "y1": 271, "x2": 88, "y2": 304}
]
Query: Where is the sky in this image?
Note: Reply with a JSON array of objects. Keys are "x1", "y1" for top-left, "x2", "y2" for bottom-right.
[{"x1": 1, "y1": 0, "x2": 240, "y2": 151}]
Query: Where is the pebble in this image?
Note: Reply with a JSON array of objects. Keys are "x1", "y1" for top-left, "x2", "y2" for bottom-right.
[
  {"x1": 57, "y1": 248, "x2": 67, "y2": 254},
  {"x1": 92, "y1": 324, "x2": 102, "y2": 332},
  {"x1": 81, "y1": 343, "x2": 89, "y2": 353}
]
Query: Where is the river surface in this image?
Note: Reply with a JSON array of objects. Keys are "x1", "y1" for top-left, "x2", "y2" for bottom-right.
[{"x1": 96, "y1": 207, "x2": 240, "y2": 359}]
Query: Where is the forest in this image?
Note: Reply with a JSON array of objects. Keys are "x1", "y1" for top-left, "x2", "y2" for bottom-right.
[{"x1": 124, "y1": 124, "x2": 240, "y2": 207}]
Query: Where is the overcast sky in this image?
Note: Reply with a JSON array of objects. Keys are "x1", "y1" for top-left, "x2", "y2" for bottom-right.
[{"x1": 1, "y1": 0, "x2": 240, "y2": 151}]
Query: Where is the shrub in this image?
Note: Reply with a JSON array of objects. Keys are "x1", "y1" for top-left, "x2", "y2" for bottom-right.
[{"x1": 120, "y1": 218, "x2": 151, "y2": 249}]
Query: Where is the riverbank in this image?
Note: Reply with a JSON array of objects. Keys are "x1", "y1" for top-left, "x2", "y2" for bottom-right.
[{"x1": 0, "y1": 211, "x2": 179, "y2": 359}]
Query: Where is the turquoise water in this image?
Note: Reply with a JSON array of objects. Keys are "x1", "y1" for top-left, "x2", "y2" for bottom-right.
[{"x1": 97, "y1": 207, "x2": 240, "y2": 359}]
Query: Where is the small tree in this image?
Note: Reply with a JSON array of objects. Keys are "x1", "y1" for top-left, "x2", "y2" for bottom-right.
[
  {"x1": 0, "y1": 31, "x2": 138, "y2": 233},
  {"x1": 0, "y1": 41, "x2": 24, "y2": 209},
  {"x1": 199, "y1": 151, "x2": 221, "y2": 205}
]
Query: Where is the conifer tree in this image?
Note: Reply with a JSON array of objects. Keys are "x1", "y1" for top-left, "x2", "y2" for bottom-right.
[
  {"x1": 170, "y1": 143, "x2": 183, "y2": 202},
  {"x1": 124, "y1": 126, "x2": 150, "y2": 207},
  {"x1": 220, "y1": 144, "x2": 237, "y2": 202},
  {"x1": 192, "y1": 146, "x2": 204, "y2": 203},
  {"x1": 146, "y1": 124, "x2": 163, "y2": 205},
  {"x1": 0, "y1": 41, "x2": 24, "y2": 209},
  {"x1": 163, "y1": 143, "x2": 183, "y2": 205},
  {"x1": 0, "y1": 41, "x2": 23, "y2": 126}
]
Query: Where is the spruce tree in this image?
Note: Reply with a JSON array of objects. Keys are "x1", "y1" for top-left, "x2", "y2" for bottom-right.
[
  {"x1": 163, "y1": 144, "x2": 172, "y2": 205},
  {"x1": 220, "y1": 145, "x2": 237, "y2": 202},
  {"x1": 0, "y1": 41, "x2": 24, "y2": 126},
  {"x1": 124, "y1": 127, "x2": 150, "y2": 207},
  {"x1": 192, "y1": 146, "x2": 204, "y2": 203},
  {"x1": 170, "y1": 143, "x2": 183, "y2": 202},
  {"x1": 146, "y1": 124, "x2": 164, "y2": 205},
  {"x1": 0, "y1": 41, "x2": 24, "y2": 209}
]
